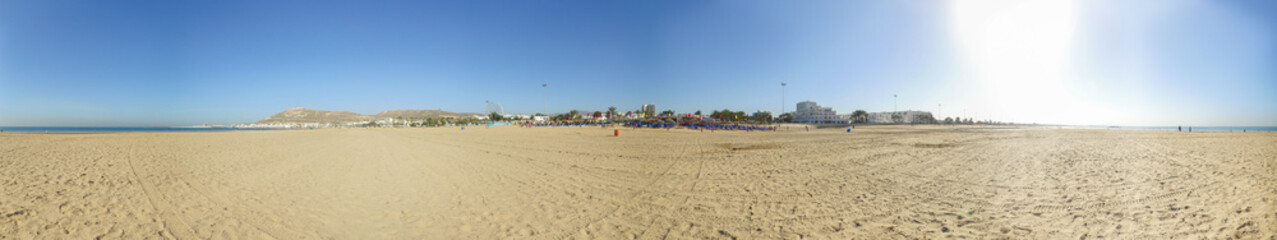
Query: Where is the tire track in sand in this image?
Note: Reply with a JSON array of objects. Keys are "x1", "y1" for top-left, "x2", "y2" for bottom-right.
[
  {"x1": 125, "y1": 142, "x2": 199, "y2": 239},
  {"x1": 545, "y1": 131, "x2": 695, "y2": 240},
  {"x1": 149, "y1": 151, "x2": 310, "y2": 239}
]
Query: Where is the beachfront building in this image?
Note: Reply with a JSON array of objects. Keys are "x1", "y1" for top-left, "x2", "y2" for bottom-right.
[
  {"x1": 867, "y1": 110, "x2": 934, "y2": 124},
  {"x1": 793, "y1": 101, "x2": 849, "y2": 124},
  {"x1": 641, "y1": 104, "x2": 656, "y2": 118}
]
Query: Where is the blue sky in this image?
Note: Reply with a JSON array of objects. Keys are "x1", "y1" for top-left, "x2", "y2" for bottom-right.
[{"x1": 1, "y1": 0, "x2": 1274, "y2": 126}]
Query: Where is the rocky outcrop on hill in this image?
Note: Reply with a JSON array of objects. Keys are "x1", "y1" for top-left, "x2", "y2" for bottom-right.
[
  {"x1": 374, "y1": 110, "x2": 479, "y2": 120},
  {"x1": 256, "y1": 108, "x2": 374, "y2": 124}
]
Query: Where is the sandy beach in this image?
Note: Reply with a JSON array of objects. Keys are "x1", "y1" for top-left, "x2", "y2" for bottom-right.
[{"x1": 1, "y1": 126, "x2": 1274, "y2": 239}]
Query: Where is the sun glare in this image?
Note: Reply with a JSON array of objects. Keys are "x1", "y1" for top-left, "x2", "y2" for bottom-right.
[{"x1": 951, "y1": 0, "x2": 1085, "y2": 124}]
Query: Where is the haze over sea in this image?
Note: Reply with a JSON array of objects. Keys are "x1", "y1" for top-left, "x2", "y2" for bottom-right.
[{"x1": 0, "y1": 127, "x2": 279, "y2": 133}]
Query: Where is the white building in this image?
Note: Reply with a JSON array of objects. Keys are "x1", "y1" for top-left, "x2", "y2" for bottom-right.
[
  {"x1": 641, "y1": 104, "x2": 656, "y2": 118},
  {"x1": 504, "y1": 114, "x2": 530, "y2": 120},
  {"x1": 867, "y1": 110, "x2": 933, "y2": 124},
  {"x1": 793, "y1": 101, "x2": 849, "y2": 124}
]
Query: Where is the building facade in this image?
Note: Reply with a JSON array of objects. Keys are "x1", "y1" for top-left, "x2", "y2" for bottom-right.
[
  {"x1": 867, "y1": 111, "x2": 934, "y2": 124},
  {"x1": 793, "y1": 101, "x2": 849, "y2": 124},
  {"x1": 641, "y1": 104, "x2": 656, "y2": 118}
]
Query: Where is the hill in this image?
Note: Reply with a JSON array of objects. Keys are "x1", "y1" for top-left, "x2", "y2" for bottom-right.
[
  {"x1": 373, "y1": 110, "x2": 479, "y2": 120},
  {"x1": 255, "y1": 108, "x2": 374, "y2": 124}
]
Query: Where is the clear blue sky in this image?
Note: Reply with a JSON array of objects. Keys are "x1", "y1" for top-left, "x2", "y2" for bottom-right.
[{"x1": 2, "y1": 0, "x2": 1274, "y2": 126}]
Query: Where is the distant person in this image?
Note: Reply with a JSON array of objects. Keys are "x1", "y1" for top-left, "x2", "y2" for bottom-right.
[
  {"x1": 1189, "y1": 126, "x2": 1192, "y2": 132},
  {"x1": 1178, "y1": 126, "x2": 1182, "y2": 132}
]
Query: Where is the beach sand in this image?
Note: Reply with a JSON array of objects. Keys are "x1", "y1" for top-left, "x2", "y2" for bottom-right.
[{"x1": 1, "y1": 126, "x2": 1274, "y2": 239}]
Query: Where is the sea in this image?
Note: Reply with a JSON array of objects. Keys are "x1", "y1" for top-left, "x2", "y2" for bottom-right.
[{"x1": 0, "y1": 127, "x2": 282, "y2": 133}]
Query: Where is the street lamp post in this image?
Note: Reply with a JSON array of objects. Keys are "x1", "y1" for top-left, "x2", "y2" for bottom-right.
[
  {"x1": 541, "y1": 83, "x2": 548, "y2": 116},
  {"x1": 781, "y1": 82, "x2": 787, "y2": 117}
]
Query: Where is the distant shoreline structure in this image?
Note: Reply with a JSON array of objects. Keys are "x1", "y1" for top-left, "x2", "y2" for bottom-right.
[
  {"x1": 2, "y1": 125, "x2": 1274, "y2": 133},
  {"x1": 169, "y1": 125, "x2": 232, "y2": 128}
]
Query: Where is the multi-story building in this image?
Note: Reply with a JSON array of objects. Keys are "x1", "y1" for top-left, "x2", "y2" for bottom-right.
[
  {"x1": 793, "y1": 101, "x2": 849, "y2": 124},
  {"x1": 641, "y1": 104, "x2": 656, "y2": 118}
]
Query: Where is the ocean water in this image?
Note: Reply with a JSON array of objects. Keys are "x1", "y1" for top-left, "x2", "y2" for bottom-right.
[
  {"x1": 1069, "y1": 126, "x2": 1277, "y2": 132},
  {"x1": 0, "y1": 127, "x2": 282, "y2": 133}
]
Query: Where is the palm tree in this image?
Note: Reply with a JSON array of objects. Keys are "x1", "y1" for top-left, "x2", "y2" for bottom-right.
[
  {"x1": 778, "y1": 113, "x2": 794, "y2": 123},
  {"x1": 608, "y1": 106, "x2": 617, "y2": 118},
  {"x1": 753, "y1": 112, "x2": 773, "y2": 123},
  {"x1": 568, "y1": 110, "x2": 580, "y2": 120},
  {"x1": 851, "y1": 110, "x2": 869, "y2": 124},
  {"x1": 918, "y1": 114, "x2": 936, "y2": 124},
  {"x1": 661, "y1": 110, "x2": 675, "y2": 117}
]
